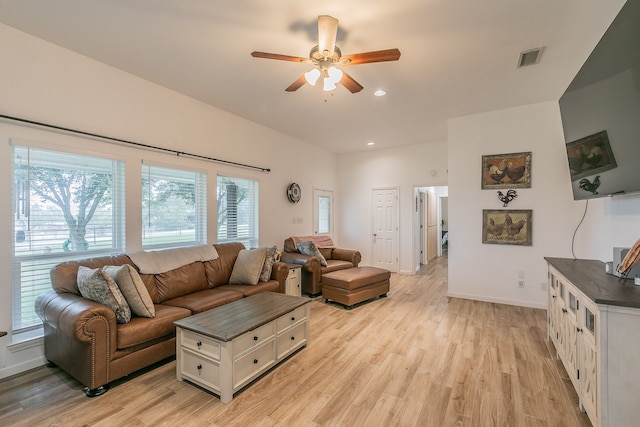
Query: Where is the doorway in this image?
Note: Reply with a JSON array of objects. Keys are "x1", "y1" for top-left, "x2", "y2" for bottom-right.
[{"x1": 414, "y1": 186, "x2": 448, "y2": 273}]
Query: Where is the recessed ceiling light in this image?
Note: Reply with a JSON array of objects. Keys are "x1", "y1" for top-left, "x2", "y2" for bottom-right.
[
  {"x1": 374, "y1": 90, "x2": 386, "y2": 97},
  {"x1": 367, "y1": 142, "x2": 375, "y2": 146}
]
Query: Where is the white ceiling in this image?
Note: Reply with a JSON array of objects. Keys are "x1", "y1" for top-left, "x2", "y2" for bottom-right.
[{"x1": 0, "y1": 0, "x2": 627, "y2": 153}]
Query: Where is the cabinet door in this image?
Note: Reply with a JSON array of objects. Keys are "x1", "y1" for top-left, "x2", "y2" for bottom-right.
[
  {"x1": 548, "y1": 272, "x2": 561, "y2": 348},
  {"x1": 579, "y1": 300, "x2": 598, "y2": 423},
  {"x1": 560, "y1": 285, "x2": 579, "y2": 391}
]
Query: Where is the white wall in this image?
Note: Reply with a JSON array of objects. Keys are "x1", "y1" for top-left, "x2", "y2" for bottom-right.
[
  {"x1": 0, "y1": 24, "x2": 336, "y2": 378},
  {"x1": 336, "y1": 141, "x2": 448, "y2": 274},
  {"x1": 448, "y1": 101, "x2": 640, "y2": 309}
]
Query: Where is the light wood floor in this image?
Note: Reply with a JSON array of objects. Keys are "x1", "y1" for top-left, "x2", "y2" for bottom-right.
[{"x1": 0, "y1": 256, "x2": 591, "y2": 426}]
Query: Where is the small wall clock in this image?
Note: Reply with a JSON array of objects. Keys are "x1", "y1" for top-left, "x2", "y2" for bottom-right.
[{"x1": 287, "y1": 183, "x2": 301, "y2": 203}]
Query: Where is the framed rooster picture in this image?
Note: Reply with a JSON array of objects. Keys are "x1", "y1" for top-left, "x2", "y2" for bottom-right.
[
  {"x1": 566, "y1": 130, "x2": 617, "y2": 181},
  {"x1": 481, "y1": 151, "x2": 532, "y2": 189},
  {"x1": 482, "y1": 209, "x2": 532, "y2": 246}
]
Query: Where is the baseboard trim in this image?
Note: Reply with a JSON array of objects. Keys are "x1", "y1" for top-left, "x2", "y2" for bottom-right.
[
  {"x1": 446, "y1": 291, "x2": 546, "y2": 310},
  {"x1": 0, "y1": 355, "x2": 47, "y2": 380}
]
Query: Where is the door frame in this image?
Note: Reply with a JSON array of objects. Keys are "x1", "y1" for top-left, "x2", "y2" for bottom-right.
[{"x1": 312, "y1": 187, "x2": 334, "y2": 236}]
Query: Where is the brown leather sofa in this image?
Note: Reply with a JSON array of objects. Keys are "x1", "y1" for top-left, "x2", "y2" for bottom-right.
[
  {"x1": 34, "y1": 242, "x2": 288, "y2": 396},
  {"x1": 280, "y1": 236, "x2": 361, "y2": 296}
]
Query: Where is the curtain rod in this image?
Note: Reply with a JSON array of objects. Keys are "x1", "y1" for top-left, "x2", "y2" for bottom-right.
[{"x1": 0, "y1": 114, "x2": 271, "y2": 173}]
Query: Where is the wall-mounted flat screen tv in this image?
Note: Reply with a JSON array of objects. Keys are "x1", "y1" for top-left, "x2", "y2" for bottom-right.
[{"x1": 559, "y1": 0, "x2": 640, "y2": 200}]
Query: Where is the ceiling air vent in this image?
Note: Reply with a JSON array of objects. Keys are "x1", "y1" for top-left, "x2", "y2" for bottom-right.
[{"x1": 518, "y1": 47, "x2": 544, "y2": 67}]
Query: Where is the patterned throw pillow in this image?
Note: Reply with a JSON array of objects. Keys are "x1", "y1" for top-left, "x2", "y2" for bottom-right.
[
  {"x1": 103, "y1": 265, "x2": 155, "y2": 318},
  {"x1": 77, "y1": 266, "x2": 131, "y2": 324},
  {"x1": 230, "y1": 248, "x2": 267, "y2": 285},
  {"x1": 296, "y1": 241, "x2": 328, "y2": 267},
  {"x1": 259, "y1": 246, "x2": 278, "y2": 282}
]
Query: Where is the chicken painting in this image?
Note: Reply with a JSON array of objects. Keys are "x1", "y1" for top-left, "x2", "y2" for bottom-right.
[
  {"x1": 483, "y1": 209, "x2": 531, "y2": 245},
  {"x1": 482, "y1": 152, "x2": 531, "y2": 189}
]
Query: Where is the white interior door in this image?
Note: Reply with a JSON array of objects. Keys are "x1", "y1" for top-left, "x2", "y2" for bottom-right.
[{"x1": 372, "y1": 187, "x2": 399, "y2": 272}]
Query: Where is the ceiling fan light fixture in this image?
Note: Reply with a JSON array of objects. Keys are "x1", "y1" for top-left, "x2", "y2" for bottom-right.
[
  {"x1": 323, "y1": 78, "x2": 337, "y2": 91},
  {"x1": 305, "y1": 68, "x2": 321, "y2": 85},
  {"x1": 327, "y1": 66, "x2": 343, "y2": 82}
]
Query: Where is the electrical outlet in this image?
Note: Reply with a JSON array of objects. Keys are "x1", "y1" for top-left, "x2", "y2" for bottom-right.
[
  {"x1": 540, "y1": 282, "x2": 547, "y2": 291},
  {"x1": 518, "y1": 280, "x2": 525, "y2": 288}
]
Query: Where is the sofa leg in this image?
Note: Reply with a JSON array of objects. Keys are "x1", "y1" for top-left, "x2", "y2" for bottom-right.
[{"x1": 84, "y1": 385, "x2": 109, "y2": 397}]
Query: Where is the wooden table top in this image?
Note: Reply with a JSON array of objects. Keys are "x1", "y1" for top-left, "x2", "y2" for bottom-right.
[
  {"x1": 174, "y1": 292, "x2": 309, "y2": 341},
  {"x1": 545, "y1": 257, "x2": 640, "y2": 308}
]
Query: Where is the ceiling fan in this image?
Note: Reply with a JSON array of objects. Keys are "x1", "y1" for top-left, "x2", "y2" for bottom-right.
[{"x1": 251, "y1": 15, "x2": 401, "y2": 93}]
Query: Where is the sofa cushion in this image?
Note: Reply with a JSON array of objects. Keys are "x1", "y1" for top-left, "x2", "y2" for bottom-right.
[
  {"x1": 321, "y1": 259, "x2": 355, "y2": 274},
  {"x1": 154, "y1": 261, "x2": 208, "y2": 302},
  {"x1": 217, "y1": 280, "x2": 280, "y2": 297},
  {"x1": 259, "y1": 246, "x2": 278, "y2": 282},
  {"x1": 296, "y1": 241, "x2": 328, "y2": 267},
  {"x1": 205, "y1": 242, "x2": 245, "y2": 288},
  {"x1": 103, "y1": 265, "x2": 155, "y2": 318},
  {"x1": 116, "y1": 304, "x2": 191, "y2": 349},
  {"x1": 77, "y1": 266, "x2": 131, "y2": 324},
  {"x1": 229, "y1": 248, "x2": 267, "y2": 285},
  {"x1": 162, "y1": 288, "x2": 244, "y2": 314}
]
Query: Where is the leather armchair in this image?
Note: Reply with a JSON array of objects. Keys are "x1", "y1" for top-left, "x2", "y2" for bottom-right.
[{"x1": 280, "y1": 236, "x2": 361, "y2": 296}]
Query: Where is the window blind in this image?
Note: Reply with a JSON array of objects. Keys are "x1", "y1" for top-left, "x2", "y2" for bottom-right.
[{"x1": 217, "y1": 175, "x2": 258, "y2": 248}]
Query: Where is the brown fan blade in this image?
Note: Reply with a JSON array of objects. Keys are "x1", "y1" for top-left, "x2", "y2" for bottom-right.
[
  {"x1": 340, "y1": 71, "x2": 364, "y2": 93},
  {"x1": 251, "y1": 51, "x2": 309, "y2": 63},
  {"x1": 285, "y1": 75, "x2": 307, "y2": 92},
  {"x1": 318, "y1": 15, "x2": 339, "y2": 57},
  {"x1": 341, "y1": 48, "x2": 401, "y2": 66}
]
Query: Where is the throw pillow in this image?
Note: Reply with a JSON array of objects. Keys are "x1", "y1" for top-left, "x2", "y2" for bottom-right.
[
  {"x1": 230, "y1": 248, "x2": 267, "y2": 285},
  {"x1": 103, "y1": 265, "x2": 155, "y2": 318},
  {"x1": 259, "y1": 246, "x2": 278, "y2": 282},
  {"x1": 296, "y1": 241, "x2": 328, "y2": 267},
  {"x1": 77, "y1": 266, "x2": 131, "y2": 324}
]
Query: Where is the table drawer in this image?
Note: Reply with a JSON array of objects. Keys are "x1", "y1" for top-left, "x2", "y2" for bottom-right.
[
  {"x1": 233, "y1": 340, "x2": 276, "y2": 389},
  {"x1": 180, "y1": 348, "x2": 220, "y2": 391},
  {"x1": 276, "y1": 321, "x2": 307, "y2": 359},
  {"x1": 233, "y1": 322, "x2": 275, "y2": 358},
  {"x1": 276, "y1": 305, "x2": 308, "y2": 332},
  {"x1": 181, "y1": 329, "x2": 220, "y2": 360}
]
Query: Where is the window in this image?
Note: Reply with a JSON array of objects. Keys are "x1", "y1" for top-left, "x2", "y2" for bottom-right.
[
  {"x1": 142, "y1": 164, "x2": 206, "y2": 249},
  {"x1": 217, "y1": 175, "x2": 258, "y2": 248},
  {"x1": 12, "y1": 144, "x2": 125, "y2": 332},
  {"x1": 313, "y1": 188, "x2": 334, "y2": 236}
]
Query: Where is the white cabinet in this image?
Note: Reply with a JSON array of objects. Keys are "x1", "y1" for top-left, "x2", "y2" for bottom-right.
[{"x1": 546, "y1": 258, "x2": 640, "y2": 427}]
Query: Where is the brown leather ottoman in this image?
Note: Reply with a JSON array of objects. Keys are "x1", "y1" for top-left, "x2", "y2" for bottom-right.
[{"x1": 322, "y1": 266, "x2": 390, "y2": 309}]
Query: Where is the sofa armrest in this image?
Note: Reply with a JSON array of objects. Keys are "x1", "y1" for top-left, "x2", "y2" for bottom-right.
[
  {"x1": 332, "y1": 248, "x2": 362, "y2": 267},
  {"x1": 271, "y1": 261, "x2": 289, "y2": 293},
  {"x1": 280, "y1": 252, "x2": 321, "y2": 272}
]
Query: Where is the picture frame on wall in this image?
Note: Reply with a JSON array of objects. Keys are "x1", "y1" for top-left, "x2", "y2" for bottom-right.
[
  {"x1": 482, "y1": 209, "x2": 532, "y2": 246},
  {"x1": 566, "y1": 130, "x2": 617, "y2": 181},
  {"x1": 481, "y1": 151, "x2": 532, "y2": 189}
]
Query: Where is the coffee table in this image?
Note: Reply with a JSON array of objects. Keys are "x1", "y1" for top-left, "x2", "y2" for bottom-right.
[{"x1": 174, "y1": 292, "x2": 310, "y2": 403}]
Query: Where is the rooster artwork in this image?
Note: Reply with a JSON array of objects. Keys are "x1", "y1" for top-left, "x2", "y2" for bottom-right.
[
  {"x1": 481, "y1": 152, "x2": 532, "y2": 189},
  {"x1": 482, "y1": 209, "x2": 532, "y2": 245}
]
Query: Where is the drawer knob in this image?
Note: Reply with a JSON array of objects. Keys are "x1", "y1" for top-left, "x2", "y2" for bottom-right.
[
  {"x1": 291, "y1": 317, "x2": 295, "y2": 321},
  {"x1": 197, "y1": 364, "x2": 202, "y2": 370},
  {"x1": 291, "y1": 336, "x2": 295, "y2": 341},
  {"x1": 196, "y1": 341, "x2": 202, "y2": 347},
  {"x1": 253, "y1": 359, "x2": 258, "y2": 364},
  {"x1": 562, "y1": 308, "x2": 568, "y2": 314},
  {"x1": 253, "y1": 336, "x2": 258, "y2": 341}
]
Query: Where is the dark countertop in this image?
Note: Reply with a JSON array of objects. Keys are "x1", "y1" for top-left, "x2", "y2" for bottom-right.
[{"x1": 545, "y1": 257, "x2": 640, "y2": 309}]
